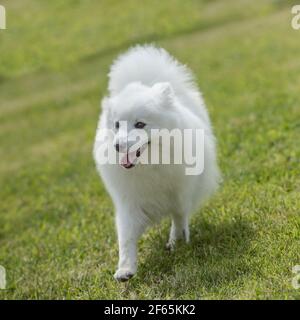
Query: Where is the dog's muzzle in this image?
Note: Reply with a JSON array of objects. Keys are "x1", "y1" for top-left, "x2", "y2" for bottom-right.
[{"x1": 118, "y1": 141, "x2": 150, "y2": 169}]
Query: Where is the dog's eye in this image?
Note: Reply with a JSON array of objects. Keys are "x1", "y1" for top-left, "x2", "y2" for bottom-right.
[
  {"x1": 115, "y1": 121, "x2": 120, "y2": 130},
  {"x1": 135, "y1": 122, "x2": 146, "y2": 129}
]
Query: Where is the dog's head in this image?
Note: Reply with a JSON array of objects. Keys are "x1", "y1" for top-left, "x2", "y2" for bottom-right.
[{"x1": 103, "y1": 81, "x2": 175, "y2": 169}]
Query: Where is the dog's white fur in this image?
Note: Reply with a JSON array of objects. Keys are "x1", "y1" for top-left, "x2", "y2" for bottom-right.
[{"x1": 94, "y1": 45, "x2": 220, "y2": 281}]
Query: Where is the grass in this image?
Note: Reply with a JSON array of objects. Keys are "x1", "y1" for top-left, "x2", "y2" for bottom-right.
[{"x1": 0, "y1": 0, "x2": 299, "y2": 299}]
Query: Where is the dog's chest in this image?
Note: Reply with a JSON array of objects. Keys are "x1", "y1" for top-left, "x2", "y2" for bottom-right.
[{"x1": 126, "y1": 166, "x2": 183, "y2": 217}]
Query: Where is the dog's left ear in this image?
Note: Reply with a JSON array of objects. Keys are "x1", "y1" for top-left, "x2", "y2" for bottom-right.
[{"x1": 152, "y1": 82, "x2": 174, "y2": 107}]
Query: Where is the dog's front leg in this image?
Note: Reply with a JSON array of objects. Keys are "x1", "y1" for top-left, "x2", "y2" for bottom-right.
[{"x1": 114, "y1": 208, "x2": 145, "y2": 282}]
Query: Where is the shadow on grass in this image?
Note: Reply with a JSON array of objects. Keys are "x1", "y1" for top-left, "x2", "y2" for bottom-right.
[
  {"x1": 136, "y1": 217, "x2": 255, "y2": 296},
  {"x1": 80, "y1": 2, "x2": 287, "y2": 66},
  {"x1": 81, "y1": 14, "x2": 252, "y2": 64}
]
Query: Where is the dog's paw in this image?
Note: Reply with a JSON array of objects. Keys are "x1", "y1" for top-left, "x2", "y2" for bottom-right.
[
  {"x1": 114, "y1": 268, "x2": 135, "y2": 282},
  {"x1": 166, "y1": 239, "x2": 176, "y2": 252}
]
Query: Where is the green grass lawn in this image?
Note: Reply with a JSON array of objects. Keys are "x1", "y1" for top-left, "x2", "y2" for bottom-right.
[{"x1": 0, "y1": 0, "x2": 299, "y2": 299}]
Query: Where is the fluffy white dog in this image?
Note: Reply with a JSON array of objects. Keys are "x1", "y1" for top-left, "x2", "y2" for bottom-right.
[{"x1": 93, "y1": 45, "x2": 220, "y2": 281}]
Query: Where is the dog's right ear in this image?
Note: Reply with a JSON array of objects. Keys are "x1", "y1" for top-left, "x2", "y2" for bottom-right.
[{"x1": 151, "y1": 82, "x2": 174, "y2": 107}]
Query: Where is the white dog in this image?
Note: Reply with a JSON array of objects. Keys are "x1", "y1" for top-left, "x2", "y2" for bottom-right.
[{"x1": 93, "y1": 45, "x2": 220, "y2": 281}]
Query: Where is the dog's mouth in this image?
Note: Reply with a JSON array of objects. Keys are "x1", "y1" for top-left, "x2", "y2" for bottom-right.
[{"x1": 120, "y1": 142, "x2": 150, "y2": 169}]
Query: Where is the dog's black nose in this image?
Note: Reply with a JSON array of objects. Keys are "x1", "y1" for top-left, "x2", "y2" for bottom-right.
[{"x1": 115, "y1": 143, "x2": 120, "y2": 152}]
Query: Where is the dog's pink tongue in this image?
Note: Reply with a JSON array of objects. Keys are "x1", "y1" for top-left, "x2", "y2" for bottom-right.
[{"x1": 120, "y1": 151, "x2": 136, "y2": 167}]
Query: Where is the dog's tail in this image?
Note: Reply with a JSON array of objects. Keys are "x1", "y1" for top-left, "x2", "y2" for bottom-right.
[{"x1": 108, "y1": 44, "x2": 197, "y2": 96}]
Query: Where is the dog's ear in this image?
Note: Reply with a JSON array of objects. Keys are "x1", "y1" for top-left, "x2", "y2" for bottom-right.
[{"x1": 152, "y1": 82, "x2": 174, "y2": 107}]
